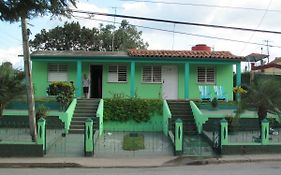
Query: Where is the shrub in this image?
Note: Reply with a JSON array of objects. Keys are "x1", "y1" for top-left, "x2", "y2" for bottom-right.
[
  {"x1": 36, "y1": 104, "x2": 48, "y2": 119},
  {"x1": 211, "y1": 97, "x2": 218, "y2": 108},
  {"x1": 47, "y1": 82, "x2": 75, "y2": 111},
  {"x1": 104, "y1": 97, "x2": 162, "y2": 122}
]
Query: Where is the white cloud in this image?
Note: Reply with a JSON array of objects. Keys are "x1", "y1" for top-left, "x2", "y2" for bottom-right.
[{"x1": 0, "y1": 47, "x2": 23, "y2": 69}]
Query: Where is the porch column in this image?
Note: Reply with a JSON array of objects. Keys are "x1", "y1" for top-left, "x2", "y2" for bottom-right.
[
  {"x1": 76, "y1": 60, "x2": 82, "y2": 97},
  {"x1": 236, "y1": 62, "x2": 241, "y2": 100},
  {"x1": 130, "y1": 61, "x2": 135, "y2": 97},
  {"x1": 184, "y1": 63, "x2": 190, "y2": 99}
]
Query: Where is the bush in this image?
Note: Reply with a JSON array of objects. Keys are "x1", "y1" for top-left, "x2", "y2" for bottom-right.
[
  {"x1": 36, "y1": 104, "x2": 48, "y2": 119},
  {"x1": 104, "y1": 97, "x2": 162, "y2": 122},
  {"x1": 47, "y1": 82, "x2": 75, "y2": 111},
  {"x1": 123, "y1": 133, "x2": 144, "y2": 151}
]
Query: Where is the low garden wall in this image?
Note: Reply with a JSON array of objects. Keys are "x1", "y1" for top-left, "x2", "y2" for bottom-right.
[
  {"x1": 0, "y1": 142, "x2": 43, "y2": 157},
  {"x1": 103, "y1": 114, "x2": 163, "y2": 132}
]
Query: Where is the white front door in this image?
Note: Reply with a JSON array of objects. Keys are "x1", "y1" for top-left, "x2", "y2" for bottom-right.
[{"x1": 162, "y1": 65, "x2": 178, "y2": 99}]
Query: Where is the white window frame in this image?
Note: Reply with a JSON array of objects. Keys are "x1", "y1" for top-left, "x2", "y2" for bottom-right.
[
  {"x1": 48, "y1": 64, "x2": 68, "y2": 82},
  {"x1": 197, "y1": 66, "x2": 215, "y2": 84},
  {"x1": 142, "y1": 65, "x2": 162, "y2": 83},
  {"x1": 108, "y1": 65, "x2": 128, "y2": 83}
]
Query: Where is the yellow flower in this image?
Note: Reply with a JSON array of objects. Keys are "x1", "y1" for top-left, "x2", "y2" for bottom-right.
[{"x1": 233, "y1": 86, "x2": 247, "y2": 94}]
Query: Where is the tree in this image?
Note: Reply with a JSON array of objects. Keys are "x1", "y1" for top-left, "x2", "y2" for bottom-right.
[
  {"x1": 0, "y1": 62, "x2": 25, "y2": 116},
  {"x1": 0, "y1": 0, "x2": 77, "y2": 141},
  {"x1": 30, "y1": 20, "x2": 149, "y2": 51},
  {"x1": 240, "y1": 78, "x2": 281, "y2": 136}
]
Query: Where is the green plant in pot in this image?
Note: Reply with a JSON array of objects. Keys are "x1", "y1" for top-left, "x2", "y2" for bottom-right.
[
  {"x1": 225, "y1": 114, "x2": 239, "y2": 133},
  {"x1": 36, "y1": 104, "x2": 48, "y2": 121},
  {"x1": 211, "y1": 97, "x2": 218, "y2": 110}
]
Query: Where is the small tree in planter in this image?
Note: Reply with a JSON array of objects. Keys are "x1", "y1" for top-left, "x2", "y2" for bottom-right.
[
  {"x1": 36, "y1": 104, "x2": 48, "y2": 121},
  {"x1": 47, "y1": 82, "x2": 75, "y2": 111},
  {"x1": 211, "y1": 97, "x2": 218, "y2": 110}
]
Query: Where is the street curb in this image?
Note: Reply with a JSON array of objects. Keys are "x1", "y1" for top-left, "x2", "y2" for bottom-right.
[{"x1": 0, "y1": 163, "x2": 82, "y2": 168}]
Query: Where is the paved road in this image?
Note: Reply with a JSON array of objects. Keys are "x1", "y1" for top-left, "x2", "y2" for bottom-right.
[{"x1": 0, "y1": 162, "x2": 281, "y2": 175}]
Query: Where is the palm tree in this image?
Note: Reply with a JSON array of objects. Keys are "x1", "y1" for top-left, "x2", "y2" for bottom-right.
[
  {"x1": 0, "y1": 62, "x2": 25, "y2": 116},
  {"x1": 0, "y1": 0, "x2": 77, "y2": 141},
  {"x1": 241, "y1": 78, "x2": 281, "y2": 135}
]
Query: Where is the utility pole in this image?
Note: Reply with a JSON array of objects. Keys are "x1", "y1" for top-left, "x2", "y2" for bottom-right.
[
  {"x1": 21, "y1": 16, "x2": 37, "y2": 141},
  {"x1": 111, "y1": 7, "x2": 122, "y2": 51},
  {"x1": 264, "y1": 40, "x2": 270, "y2": 63},
  {"x1": 172, "y1": 23, "x2": 176, "y2": 49}
]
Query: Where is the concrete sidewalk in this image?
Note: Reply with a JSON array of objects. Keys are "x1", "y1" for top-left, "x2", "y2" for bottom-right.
[{"x1": 0, "y1": 154, "x2": 281, "y2": 168}]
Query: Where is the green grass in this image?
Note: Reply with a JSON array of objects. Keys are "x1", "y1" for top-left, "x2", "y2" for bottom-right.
[{"x1": 123, "y1": 133, "x2": 145, "y2": 151}]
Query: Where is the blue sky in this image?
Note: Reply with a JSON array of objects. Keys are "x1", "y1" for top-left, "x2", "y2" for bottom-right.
[{"x1": 1, "y1": 0, "x2": 281, "y2": 69}]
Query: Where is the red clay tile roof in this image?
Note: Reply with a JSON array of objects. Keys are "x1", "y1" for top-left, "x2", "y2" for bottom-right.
[
  {"x1": 128, "y1": 49, "x2": 244, "y2": 61},
  {"x1": 252, "y1": 63, "x2": 281, "y2": 70}
]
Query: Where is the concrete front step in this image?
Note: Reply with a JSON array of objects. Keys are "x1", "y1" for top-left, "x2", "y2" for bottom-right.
[{"x1": 69, "y1": 128, "x2": 84, "y2": 134}]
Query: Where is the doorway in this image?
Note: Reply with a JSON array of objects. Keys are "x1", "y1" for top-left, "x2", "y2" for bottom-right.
[
  {"x1": 162, "y1": 65, "x2": 178, "y2": 99},
  {"x1": 90, "y1": 65, "x2": 103, "y2": 98}
]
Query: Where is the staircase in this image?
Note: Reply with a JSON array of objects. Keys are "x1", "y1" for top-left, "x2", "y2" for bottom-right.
[
  {"x1": 69, "y1": 98, "x2": 100, "y2": 134},
  {"x1": 167, "y1": 100, "x2": 214, "y2": 156},
  {"x1": 167, "y1": 100, "x2": 197, "y2": 135}
]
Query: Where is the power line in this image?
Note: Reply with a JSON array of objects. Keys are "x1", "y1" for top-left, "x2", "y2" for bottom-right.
[
  {"x1": 72, "y1": 15, "x2": 281, "y2": 49},
  {"x1": 120, "y1": 0, "x2": 281, "y2": 13},
  {"x1": 239, "y1": 0, "x2": 273, "y2": 55},
  {"x1": 70, "y1": 9, "x2": 281, "y2": 35}
]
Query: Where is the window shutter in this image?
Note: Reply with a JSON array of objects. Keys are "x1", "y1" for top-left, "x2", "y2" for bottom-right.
[
  {"x1": 48, "y1": 64, "x2": 68, "y2": 82},
  {"x1": 118, "y1": 66, "x2": 127, "y2": 82},
  {"x1": 153, "y1": 66, "x2": 161, "y2": 82},
  {"x1": 108, "y1": 65, "x2": 118, "y2": 82},
  {"x1": 197, "y1": 67, "x2": 206, "y2": 83},
  {"x1": 206, "y1": 68, "x2": 215, "y2": 83},
  {"x1": 143, "y1": 66, "x2": 152, "y2": 82}
]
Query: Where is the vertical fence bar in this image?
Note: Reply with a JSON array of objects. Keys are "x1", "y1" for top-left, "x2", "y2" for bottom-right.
[
  {"x1": 37, "y1": 118, "x2": 46, "y2": 155},
  {"x1": 175, "y1": 118, "x2": 183, "y2": 155},
  {"x1": 84, "y1": 118, "x2": 94, "y2": 157},
  {"x1": 220, "y1": 119, "x2": 228, "y2": 146},
  {"x1": 262, "y1": 119, "x2": 269, "y2": 145}
]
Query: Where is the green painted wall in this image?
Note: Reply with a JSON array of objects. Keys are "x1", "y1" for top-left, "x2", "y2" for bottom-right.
[
  {"x1": 135, "y1": 64, "x2": 162, "y2": 98},
  {"x1": 103, "y1": 113, "x2": 163, "y2": 132},
  {"x1": 32, "y1": 62, "x2": 48, "y2": 96},
  {"x1": 188, "y1": 64, "x2": 233, "y2": 100},
  {"x1": 32, "y1": 61, "x2": 77, "y2": 96},
  {"x1": 32, "y1": 61, "x2": 234, "y2": 100},
  {"x1": 102, "y1": 63, "x2": 131, "y2": 98}
]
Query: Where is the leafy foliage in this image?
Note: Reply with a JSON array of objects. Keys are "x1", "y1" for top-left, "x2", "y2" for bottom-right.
[
  {"x1": 211, "y1": 97, "x2": 218, "y2": 108},
  {"x1": 123, "y1": 133, "x2": 144, "y2": 151},
  {"x1": 241, "y1": 78, "x2": 281, "y2": 121},
  {"x1": 30, "y1": 20, "x2": 149, "y2": 51},
  {"x1": 47, "y1": 81, "x2": 75, "y2": 111},
  {"x1": 0, "y1": 62, "x2": 25, "y2": 116},
  {"x1": 0, "y1": 0, "x2": 76, "y2": 21},
  {"x1": 35, "y1": 104, "x2": 48, "y2": 119},
  {"x1": 104, "y1": 97, "x2": 162, "y2": 122}
]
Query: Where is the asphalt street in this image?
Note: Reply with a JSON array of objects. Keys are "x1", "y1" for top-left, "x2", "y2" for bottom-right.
[{"x1": 0, "y1": 162, "x2": 280, "y2": 175}]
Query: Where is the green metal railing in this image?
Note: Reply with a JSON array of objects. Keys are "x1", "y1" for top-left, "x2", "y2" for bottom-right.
[
  {"x1": 190, "y1": 101, "x2": 208, "y2": 134},
  {"x1": 59, "y1": 98, "x2": 77, "y2": 134},
  {"x1": 96, "y1": 99, "x2": 104, "y2": 136},
  {"x1": 163, "y1": 100, "x2": 172, "y2": 136}
]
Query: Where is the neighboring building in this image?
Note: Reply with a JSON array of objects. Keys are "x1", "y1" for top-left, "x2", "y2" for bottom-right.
[
  {"x1": 251, "y1": 57, "x2": 281, "y2": 75},
  {"x1": 30, "y1": 44, "x2": 244, "y2": 100}
]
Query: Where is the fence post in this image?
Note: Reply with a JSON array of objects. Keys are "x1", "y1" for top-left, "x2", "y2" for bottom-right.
[
  {"x1": 262, "y1": 118, "x2": 269, "y2": 145},
  {"x1": 84, "y1": 118, "x2": 93, "y2": 157},
  {"x1": 175, "y1": 118, "x2": 183, "y2": 155},
  {"x1": 37, "y1": 118, "x2": 46, "y2": 155},
  {"x1": 220, "y1": 119, "x2": 228, "y2": 146}
]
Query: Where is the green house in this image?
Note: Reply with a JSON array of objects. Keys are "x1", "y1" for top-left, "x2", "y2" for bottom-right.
[{"x1": 31, "y1": 44, "x2": 244, "y2": 100}]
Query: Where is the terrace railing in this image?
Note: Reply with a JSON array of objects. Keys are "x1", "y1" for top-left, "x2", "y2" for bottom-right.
[
  {"x1": 59, "y1": 98, "x2": 77, "y2": 134},
  {"x1": 163, "y1": 100, "x2": 172, "y2": 136},
  {"x1": 190, "y1": 101, "x2": 208, "y2": 134},
  {"x1": 96, "y1": 99, "x2": 104, "y2": 136}
]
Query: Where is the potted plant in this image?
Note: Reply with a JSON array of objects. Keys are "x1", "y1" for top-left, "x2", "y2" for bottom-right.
[
  {"x1": 210, "y1": 97, "x2": 218, "y2": 110},
  {"x1": 36, "y1": 104, "x2": 48, "y2": 121}
]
